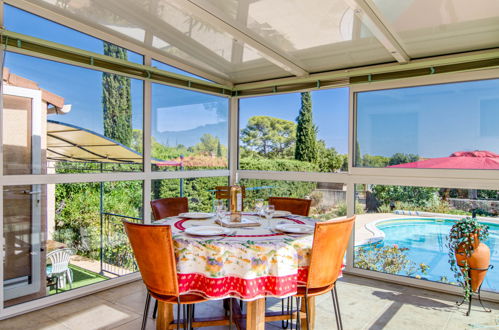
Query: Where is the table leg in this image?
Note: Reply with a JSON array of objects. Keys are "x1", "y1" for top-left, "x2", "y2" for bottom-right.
[
  {"x1": 300, "y1": 296, "x2": 315, "y2": 330},
  {"x1": 156, "y1": 301, "x2": 173, "y2": 330},
  {"x1": 246, "y1": 298, "x2": 265, "y2": 330}
]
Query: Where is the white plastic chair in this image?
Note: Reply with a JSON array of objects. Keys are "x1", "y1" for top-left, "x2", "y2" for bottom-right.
[{"x1": 47, "y1": 248, "x2": 74, "y2": 290}]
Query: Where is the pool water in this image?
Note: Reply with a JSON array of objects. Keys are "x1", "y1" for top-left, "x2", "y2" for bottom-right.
[{"x1": 368, "y1": 219, "x2": 498, "y2": 292}]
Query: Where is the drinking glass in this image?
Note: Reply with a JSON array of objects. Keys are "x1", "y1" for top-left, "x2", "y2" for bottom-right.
[
  {"x1": 254, "y1": 199, "x2": 264, "y2": 217},
  {"x1": 215, "y1": 200, "x2": 226, "y2": 222},
  {"x1": 263, "y1": 204, "x2": 275, "y2": 229}
]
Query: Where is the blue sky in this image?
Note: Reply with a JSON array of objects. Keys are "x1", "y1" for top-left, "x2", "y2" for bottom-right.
[
  {"x1": 239, "y1": 89, "x2": 349, "y2": 154},
  {"x1": 357, "y1": 79, "x2": 499, "y2": 158},
  {"x1": 151, "y1": 83, "x2": 228, "y2": 146},
  {"x1": 6, "y1": 52, "x2": 144, "y2": 135}
]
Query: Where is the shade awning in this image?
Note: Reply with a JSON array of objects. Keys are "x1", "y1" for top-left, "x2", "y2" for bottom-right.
[{"x1": 47, "y1": 120, "x2": 180, "y2": 166}]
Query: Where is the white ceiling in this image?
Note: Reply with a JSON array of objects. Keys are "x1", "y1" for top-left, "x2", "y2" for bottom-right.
[{"x1": 16, "y1": 0, "x2": 499, "y2": 85}]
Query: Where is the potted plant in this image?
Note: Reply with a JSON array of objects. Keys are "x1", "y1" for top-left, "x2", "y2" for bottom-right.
[{"x1": 447, "y1": 217, "x2": 490, "y2": 305}]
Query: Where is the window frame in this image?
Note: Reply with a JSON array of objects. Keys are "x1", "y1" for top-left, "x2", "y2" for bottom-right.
[{"x1": 2, "y1": 1, "x2": 499, "y2": 319}]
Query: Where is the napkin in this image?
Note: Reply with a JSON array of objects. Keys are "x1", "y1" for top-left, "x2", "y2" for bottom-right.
[{"x1": 215, "y1": 217, "x2": 261, "y2": 228}]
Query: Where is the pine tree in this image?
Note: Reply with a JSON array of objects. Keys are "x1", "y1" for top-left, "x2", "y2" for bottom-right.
[
  {"x1": 102, "y1": 42, "x2": 132, "y2": 147},
  {"x1": 295, "y1": 92, "x2": 317, "y2": 162}
]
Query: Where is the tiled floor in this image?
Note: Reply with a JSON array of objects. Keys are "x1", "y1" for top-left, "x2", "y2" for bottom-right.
[{"x1": 1, "y1": 274, "x2": 498, "y2": 330}]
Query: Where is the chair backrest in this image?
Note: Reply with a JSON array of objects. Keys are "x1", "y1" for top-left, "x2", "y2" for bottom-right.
[
  {"x1": 123, "y1": 221, "x2": 179, "y2": 296},
  {"x1": 214, "y1": 186, "x2": 246, "y2": 200},
  {"x1": 307, "y1": 216, "x2": 355, "y2": 289},
  {"x1": 150, "y1": 197, "x2": 188, "y2": 220},
  {"x1": 47, "y1": 248, "x2": 73, "y2": 275},
  {"x1": 268, "y1": 197, "x2": 312, "y2": 216}
]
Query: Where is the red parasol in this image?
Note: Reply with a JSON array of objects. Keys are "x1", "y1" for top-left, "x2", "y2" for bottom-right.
[{"x1": 388, "y1": 150, "x2": 499, "y2": 169}]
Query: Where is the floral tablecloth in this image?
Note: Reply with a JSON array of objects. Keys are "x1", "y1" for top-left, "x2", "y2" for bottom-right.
[{"x1": 154, "y1": 214, "x2": 319, "y2": 300}]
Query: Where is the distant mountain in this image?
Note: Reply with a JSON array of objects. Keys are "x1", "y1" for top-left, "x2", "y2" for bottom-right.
[{"x1": 153, "y1": 122, "x2": 228, "y2": 147}]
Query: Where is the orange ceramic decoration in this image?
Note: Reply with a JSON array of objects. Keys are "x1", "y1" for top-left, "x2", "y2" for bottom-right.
[
  {"x1": 468, "y1": 242, "x2": 490, "y2": 292},
  {"x1": 455, "y1": 233, "x2": 490, "y2": 292}
]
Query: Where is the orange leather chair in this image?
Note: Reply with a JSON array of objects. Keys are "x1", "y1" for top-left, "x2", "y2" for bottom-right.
[
  {"x1": 268, "y1": 197, "x2": 311, "y2": 216},
  {"x1": 269, "y1": 196, "x2": 311, "y2": 328},
  {"x1": 149, "y1": 197, "x2": 189, "y2": 320},
  {"x1": 123, "y1": 221, "x2": 207, "y2": 330},
  {"x1": 293, "y1": 216, "x2": 355, "y2": 330},
  {"x1": 150, "y1": 197, "x2": 188, "y2": 220}
]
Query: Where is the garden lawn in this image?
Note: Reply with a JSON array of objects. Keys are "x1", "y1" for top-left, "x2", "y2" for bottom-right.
[{"x1": 48, "y1": 264, "x2": 108, "y2": 295}]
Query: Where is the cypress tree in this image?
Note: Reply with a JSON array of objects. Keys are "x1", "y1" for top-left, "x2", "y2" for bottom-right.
[
  {"x1": 102, "y1": 42, "x2": 132, "y2": 147},
  {"x1": 295, "y1": 92, "x2": 317, "y2": 162},
  {"x1": 216, "y1": 139, "x2": 223, "y2": 157},
  {"x1": 355, "y1": 140, "x2": 362, "y2": 166}
]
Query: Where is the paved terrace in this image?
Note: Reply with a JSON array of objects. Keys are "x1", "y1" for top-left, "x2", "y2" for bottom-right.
[{"x1": 1, "y1": 274, "x2": 497, "y2": 330}]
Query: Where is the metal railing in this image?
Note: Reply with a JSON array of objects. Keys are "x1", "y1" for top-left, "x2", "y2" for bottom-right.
[{"x1": 100, "y1": 212, "x2": 141, "y2": 276}]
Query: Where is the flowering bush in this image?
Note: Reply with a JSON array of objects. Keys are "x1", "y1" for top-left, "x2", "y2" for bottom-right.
[{"x1": 355, "y1": 243, "x2": 429, "y2": 276}]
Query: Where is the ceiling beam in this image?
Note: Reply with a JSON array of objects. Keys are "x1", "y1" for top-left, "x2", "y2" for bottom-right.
[
  {"x1": 233, "y1": 47, "x2": 499, "y2": 92},
  {"x1": 344, "y1": 0, "x2": 410, "y2": 64},
  {"x1": 102, "y1": 0, "x2": 232, "y2": 79},
  {"x1": 170, "y1": 0, "x2": 309, "y2": 77}
]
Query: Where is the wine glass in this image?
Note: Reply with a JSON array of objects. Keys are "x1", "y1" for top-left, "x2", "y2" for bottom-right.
[
  {"x1": 215, "y1": 200, "x2": 226, "y2": 222},
  {"x1": 254, "y1": 199, "x2": 264, "y2": 217},
  {"x1": 263, "y1": 204, "x2": 275, "y2": 229}
]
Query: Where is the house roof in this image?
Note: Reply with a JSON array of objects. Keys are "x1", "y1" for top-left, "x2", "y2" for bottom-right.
[{"x1": 3, "y1": 67, "x2": 68, "y2": 111}]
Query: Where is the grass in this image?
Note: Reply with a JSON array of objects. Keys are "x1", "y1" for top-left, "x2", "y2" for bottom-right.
[{"x1": 48, "y1": 264, "x2": 108, "y2": 295}]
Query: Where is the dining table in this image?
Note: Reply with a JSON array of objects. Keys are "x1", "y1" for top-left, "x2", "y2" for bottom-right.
[{"x1": 153, "y1": 212, "x2": 327, "y2": 330}]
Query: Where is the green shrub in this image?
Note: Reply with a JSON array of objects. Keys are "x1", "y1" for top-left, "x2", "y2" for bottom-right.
[
  {"x1": 240, "y1": 157, "x2": 319, "y2": 172},
  {"x1": 336, "y1": 202, "x2": 347, "y2": 217},
  {"x1": 355, "y1": 243, "x2": 429, "y2": 276},
  {"x1": 393, "y1": 200, "x2": 470, "y2": 216},
  {"x1": 54, "y1": 180, "x2": 142, "y2": 266},
  {"x1": 377, "y1": 204, "x2": 392, "y2": 213},
  {"x1": 356, "y1": 202, "x2": 366, "y2": 214},
  {"x1": 333, "y1": 202, "x2": 365, "y2": 217},
  {"x1": 372, "y1": 185, "x2": 439, "y2": 208},
  {"x1": 239, "y1": 157, "x2": 319, "y2": 210}
]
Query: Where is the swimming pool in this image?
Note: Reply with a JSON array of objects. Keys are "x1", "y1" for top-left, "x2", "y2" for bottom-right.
[{"x1": 359, "y1": 218, "x2": 499, "y2": 292}]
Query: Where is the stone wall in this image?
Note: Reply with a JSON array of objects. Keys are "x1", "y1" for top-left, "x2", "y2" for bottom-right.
[
  {"x1": 448, "y1": 198, "x2": 499, "y2": 215},
  {"x1": 313, "y1": 189, "x2": 346, "y2": 207}
]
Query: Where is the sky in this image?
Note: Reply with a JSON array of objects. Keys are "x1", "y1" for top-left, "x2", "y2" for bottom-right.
[
  {"x1": 239, "y1": 89, "x2": 349, "y2": 154},
  {"x1": 4, "y1": 5, "x2": 219, "y2": 143},
  {"x1": 357, "y1": 79, "x2": 499, "y2": 158}
]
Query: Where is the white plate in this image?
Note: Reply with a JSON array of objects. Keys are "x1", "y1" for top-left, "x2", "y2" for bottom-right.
[
  {"x1": 272, "y1": 210, "x2": 292, "y2": 218},
  {"x1": 184, "y1": 226, "x2": 230, "y2": 236},
  {"x1": 179, "y1": 212, "x2": 214, "y2": 219},
  {"x1": 275, "y1": 224, "x2": 314, "y2": 234}
]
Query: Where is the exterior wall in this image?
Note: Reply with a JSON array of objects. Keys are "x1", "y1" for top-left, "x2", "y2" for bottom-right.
[
  {"x1": 449, "y1": 198, "x2": 499, "y2": 215},
  {"x1": 313, "y1": 189, "x2": 346, "y2": 207}
]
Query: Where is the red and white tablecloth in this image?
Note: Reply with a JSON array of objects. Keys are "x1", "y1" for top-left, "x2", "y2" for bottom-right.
[{"x1": 155, "y1": 214, "x2": 325, "y2": 301}]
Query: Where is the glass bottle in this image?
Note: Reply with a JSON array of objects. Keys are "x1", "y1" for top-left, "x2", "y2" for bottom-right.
[{"x1": 229, "y1": 185, "x2": 242, "y2": 222}]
